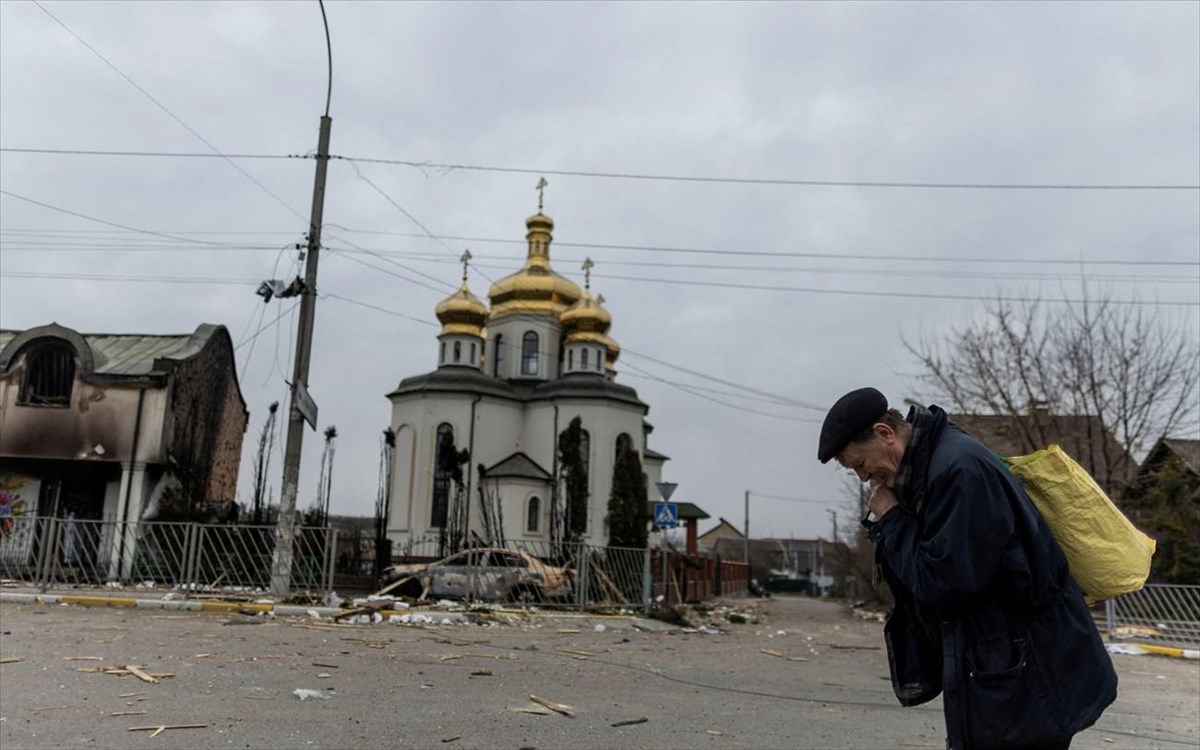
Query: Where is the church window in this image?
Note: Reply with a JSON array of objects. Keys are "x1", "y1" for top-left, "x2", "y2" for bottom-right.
[
  {"x1": 521, "y1": 331, "x2": 539, "y2": 376},
  {"x1": 526, "y1": 496, "x2": 541, "y2": 533},
  {"x1": 19, "y1": 340, "x2": 74, "y2": 407},
  {"x1": 470, "y1": 342, "x2": 476, "y2": 364},
  {"x1": 493, "y1": 334, "x2": 504, "y2": 377},
  {"x1": 581, "y1": 348, "x2": 589, "y2": 370},
  {"x1": 615, "y1": 433, "x2": 632, "y2": 458},
  {"x1": 596, "y1": 349, "x2": 603, "y2": 371},
  {"x1": 567, "y1": 349, "x2": 574, "y2": 370},
  {"x1": 440, "y1": 342, "x2": 446, "y2": 364},
  {"x1": 431, "y1": 423, "x2": 454, "y2": 528},
  {"x1": 453, "y1": 341, "x2": 461, "y2": 363}
]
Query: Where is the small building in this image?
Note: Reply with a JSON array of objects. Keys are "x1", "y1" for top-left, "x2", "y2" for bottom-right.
[
  {"x1": 696, "y1": 517, "x2": 744, "y2": 557},
  {"x1": 0, "y1": 323, "x2": 248, "y2": 550}
]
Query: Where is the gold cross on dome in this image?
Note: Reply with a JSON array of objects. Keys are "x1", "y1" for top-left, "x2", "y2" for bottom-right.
[
  {"x1": 536, "y1": 177, "x2": 548, "y2": 212},
  {"x1": 582, "y1": 257, "x2": 594, "y2": 290},
  {"x1": 460, "y1": 249, "x2": 472, "y2": 283}
]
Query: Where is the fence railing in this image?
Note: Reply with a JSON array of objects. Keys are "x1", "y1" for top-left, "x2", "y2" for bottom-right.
[
  {"x1": 1, "y1": 517, "x2": 750, "y2": 609},
  {"x1": 1105, "y1": 583, "x2": 1200, "y2": 649},
  {"x1": 0, "y1": 516, "x2": 333, "y2": 597}
]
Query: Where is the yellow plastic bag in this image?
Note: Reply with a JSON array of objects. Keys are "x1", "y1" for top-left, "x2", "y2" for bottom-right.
[{"x1": 1007, "y1": 444, "x2": 1155, "y2": 603}]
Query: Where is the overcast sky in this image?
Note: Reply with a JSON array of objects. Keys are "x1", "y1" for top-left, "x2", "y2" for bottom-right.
[{"x1": 1, "y1": 1, "x2": 1197, "y2": 540}]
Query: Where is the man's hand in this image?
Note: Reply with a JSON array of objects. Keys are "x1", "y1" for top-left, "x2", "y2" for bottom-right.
[{"x1": 868, "y1": 481, "x2": 900, "y2": 520}]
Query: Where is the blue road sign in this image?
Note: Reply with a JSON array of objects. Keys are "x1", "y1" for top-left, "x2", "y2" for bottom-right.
[{"x1": 653, "y1": 502, "x2": 679, "y2": 528}]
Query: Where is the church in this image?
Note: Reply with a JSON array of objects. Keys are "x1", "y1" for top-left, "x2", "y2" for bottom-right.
[{"x1": 384, "y1": 193, "x2": 668, "y2": 553}]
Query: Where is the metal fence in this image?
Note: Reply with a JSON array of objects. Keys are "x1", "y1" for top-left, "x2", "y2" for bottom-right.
[
  {"x1": 1105, "y1": 583, "x2": 1200, "y2": 648},
  {"x1": 1, "y1": 518, "x2": 751, "y2": 609},
  {"x1": 0, "y1": 516, "x2": 334, "y2": 596}
]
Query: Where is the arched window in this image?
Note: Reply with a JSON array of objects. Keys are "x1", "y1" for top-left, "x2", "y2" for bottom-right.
[
  {"x1": 567, "y1": 349, "x2": 574, "y2": 370},
  {"x1": 521, "y1": 331, "x2": 539, "y2": 376},
  {"x1": 526, "y1": 496, "x2": 541, "y2": 533},
  {"x1": 596, "y1": 349, "x2": 603, "y2": 371},
  {"x1": 470, "y1": 342, "x2": 476, "y2": 365},
  {"x1": 581, "y1": 348, "x2": 589, "y2": 370},
  {"x1": 493, "y1": 334, "x2": 504, "y2": 377},
  {"x1": 453, "y1": 341, "x2": 462, "y2": 363},
  {"x1": 615, "y1": 433, "x2": 632, "y2": 458},
  {"x1": 431, "y1": 423, "x2": 454, "y2": 528},
  {"x1": 19, "y1": 340, "x2": 75, "y2": 407},
  {"x1": 440, "y1": 342, "x2": 446, "y2": 365}
]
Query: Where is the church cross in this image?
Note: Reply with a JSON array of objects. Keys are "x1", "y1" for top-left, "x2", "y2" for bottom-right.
[
  {"x1": 582, "y1": 257, "x2": 594, "y2": 290},
  {"x1": 536, "y1": 176, "x2": 548, "y2": 212},
  {"x1": 460, "y1": 249, "x2": 472, "y2": 283}
]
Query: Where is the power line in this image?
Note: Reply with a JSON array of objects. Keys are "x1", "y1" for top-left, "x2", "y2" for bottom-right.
[
  {"x1": 0, "y1": 270, "x2": 257, "y2": 286},
  {"x1": 4, "y1": 222, "x2": 1194, "y2": 269},
  {"x1": 749, "y1": 491, "x2": 835, "y2": 505},
  {"x1": 334, "y1": 154, "x2": 1200, "y2": 191},
  {"x1": 0, "y1": 147, "x2": 293, "y2": 160},
  {"x1": 10, "y1": 146, "x2": 1197, "y2": 190},
  {"x1": 0, "y1": 189, "x2": 264, "y2": 247},
  {"x1": 30, "y1": 1, "x2": 307, "y2": 222},
  {"x1": 594, "y1": 272, "x2": 1200, "y2": 308},
  {"x1": 620, "y1": 360, "x2": 822, "y2": 424}
]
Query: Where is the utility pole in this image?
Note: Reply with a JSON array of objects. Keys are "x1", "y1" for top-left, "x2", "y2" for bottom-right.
[
  {"x1": 827, "y1": 509, "x2": 838, "y2": 544},
  {"x1": 270, "y1": 2, "x2": 333, "y2": 598},
  {"x1": 743, "y1": 490, "x2": 750, "y2": 568}
]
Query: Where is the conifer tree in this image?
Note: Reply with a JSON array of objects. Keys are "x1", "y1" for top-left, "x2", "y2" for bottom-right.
[{"x1": 607, "y1": 443, "x2": 649, "y2": 548}]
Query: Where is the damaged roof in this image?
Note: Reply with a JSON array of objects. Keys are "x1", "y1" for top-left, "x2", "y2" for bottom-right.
[{"x1": 0, "y1": 323, "x2": 226, "y2": 377}]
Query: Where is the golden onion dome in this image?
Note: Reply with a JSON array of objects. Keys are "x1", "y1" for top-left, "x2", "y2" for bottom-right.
[
  {"x1": 602, "y1": 332, "x2": 621, "y2": 371},
  {"x1": 435, "y1": 280, "x2": 488, "y2": 337},
  {"x1": 561, "y1": 291, "x2": 612, "y2": 343},
  {"x1": 488, "y1": 212, "x2": 582, "y2": 321}
]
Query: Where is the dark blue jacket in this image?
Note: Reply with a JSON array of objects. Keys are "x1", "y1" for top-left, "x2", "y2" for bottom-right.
[{"x1": 868, "y1": 407, "x2": 1117, "y2": 749}]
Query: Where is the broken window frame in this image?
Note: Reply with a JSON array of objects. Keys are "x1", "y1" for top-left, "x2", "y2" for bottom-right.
[{"x1": 18, "y1": 339, "x2": 75, "y2": 407}]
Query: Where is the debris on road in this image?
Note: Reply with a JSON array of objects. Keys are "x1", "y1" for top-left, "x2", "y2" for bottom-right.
[
  {"x1": 62, "y1": 656, "x2": 104, "y2": 661},
  {"x1": 125, "y1": 665, "x2": 159, "y2": 684},
  {"x1": 108, "y1": 711, "x2": 148, "y2": 717},
  {"x1": 0, "y1": 656, "x2": 23, "y2": 664},
  {"x1": 529, "y1": 694, "x2": 575, "y2": 718},
  {"x1": 512, "y1": 705, "x2": 553, "y2": 716},
  {"x1": 555, "y1": 647, "x2": 594, "y2": 660},
  {"x1": 706, "y1": 729, "x2": 724, "y2": 736},
  {"x1": 128, "y1": 723, "x2": 207, "y2": 738},
  {"x1": 611, "y1": 717, "x2": 648, "y2": 727},
  {"x1": 441, "y1": 735, "x2": 461, "y2": 743},
  {"x1": 759, "y1": 649, "x2": 784, "y2": 658},
  {"x1": 292, "y1": 688, "x2": 331, "y2": 700}
]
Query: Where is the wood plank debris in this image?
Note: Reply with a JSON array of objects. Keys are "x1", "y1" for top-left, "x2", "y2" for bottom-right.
[
  {"x1": 611, "y1": 718, "x2": 649, "y2": 727},
  {"x1": 528, "y1": 694, "x2": 575, "y2": 718},
  {"x1": 31, "y1": 704, "x2": 85, "y2": 712},
  {"x1": 829, "y1": 643, "x2": 881, "y2": 651},
  {"x1": 759, "y1": 649, "x2": 784, "y2": 658},
  {"x1": 513, "y1": 705, "x2": 553, "y2": 715},
  {"x1": 63, "y1": 656, "x2": 104, "y2": 661},
  {"x1": 438, "y1": 653, "x2": 516, "y2": 662},
  {"x1": 128, "y1": 724, "x2": 207, "y2": 736},
  {"x1": 125, "y1": 666, "x2": 159, "y2": 684},
  {"x1": 0, "y1": 657, "x2": 22, "y2": 664},
  {"x1": 556, "y1": 629, "x2": 581, "y2": 634},
  {"x1": 109, "y1": 711, "x2": 148, "y2": 717},
  {"x1": 555, "y1": 648, "x2": 594, "y2": 659},
  {"x1": 441, "y1": 736, "x2": 461, "y2": 743},
  {"x1": 118, "y1": 692, "x2": 148, "y2": 698}
]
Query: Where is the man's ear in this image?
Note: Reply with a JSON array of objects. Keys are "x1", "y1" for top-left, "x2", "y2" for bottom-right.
[{"x1": 873, "y1": 423, "x2": 895, "y2": 444}]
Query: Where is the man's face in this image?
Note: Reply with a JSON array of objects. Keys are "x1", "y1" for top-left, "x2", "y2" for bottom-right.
[{"x1": 837, "y1": 424, "x2": 906, "y2": 489}]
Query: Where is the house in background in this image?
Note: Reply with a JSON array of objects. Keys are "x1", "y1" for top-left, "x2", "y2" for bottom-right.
[
  {"x1": 1127, "y1": 437, "x2": 1200, "y2": 542},
  {"x1": 950, "y1": 406, "x2": 1136, "y2": 503},
  {"x1": 0, "y1": 323, "x2": 248, "y2": 547},
  {"x1": 696, "y1": 517, "x2": 744, "y2": 557}
]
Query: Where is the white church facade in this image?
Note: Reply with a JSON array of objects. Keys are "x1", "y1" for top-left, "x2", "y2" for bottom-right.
[{"x1": 385, "y1": 202, "x2": 668, "y2": 553}]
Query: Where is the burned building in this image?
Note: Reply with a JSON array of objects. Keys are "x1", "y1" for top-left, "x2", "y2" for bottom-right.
[{"x1": 0, "y1": 322, "x2": 248, "y2": 535}]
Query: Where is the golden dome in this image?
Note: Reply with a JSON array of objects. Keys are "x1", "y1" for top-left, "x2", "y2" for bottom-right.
[
  {"x1": 488, "y1": 212, "x2": 581, "y2": 321},
  {"x1": 435, "y1": 280, "x2": 488, "y2": 336},
  {"x1": 561, "y1": 291, "x2": 612, "y2": 343},
  {"x1": 602, "y1": 332, "x2": 620, "y2": 370}
]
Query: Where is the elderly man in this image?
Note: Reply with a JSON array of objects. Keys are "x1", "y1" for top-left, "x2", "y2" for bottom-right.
[{"x1": 818, "y1": 388, "x2": 1116, "y2": 750}]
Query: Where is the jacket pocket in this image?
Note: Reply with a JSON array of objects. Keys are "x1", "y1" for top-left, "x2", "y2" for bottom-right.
[{"x1": 964, "y1": 637, "x2": 1066, "y2": 749}]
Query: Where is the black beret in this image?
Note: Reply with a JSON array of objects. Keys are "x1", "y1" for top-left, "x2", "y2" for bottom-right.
[{"x1": 817, "y1": 387, "x2": 888, "y2": 464}]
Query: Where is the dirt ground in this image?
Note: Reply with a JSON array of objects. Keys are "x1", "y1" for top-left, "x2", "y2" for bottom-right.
[{"x1": 1, "y1": 595, "x2": 1196, "y2": 750}]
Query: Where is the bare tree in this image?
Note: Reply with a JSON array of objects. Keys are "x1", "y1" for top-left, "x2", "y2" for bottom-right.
[{"x1": 905, "y1": 286, "x2": 1199, "y2": 496}]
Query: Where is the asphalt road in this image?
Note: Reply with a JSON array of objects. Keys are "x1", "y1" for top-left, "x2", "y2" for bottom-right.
[{"x1": 1, "y1": 596, "x2": 1196, "y2": 750}]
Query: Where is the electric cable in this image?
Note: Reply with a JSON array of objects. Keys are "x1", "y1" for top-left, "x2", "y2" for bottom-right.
[{"x1": 30, "y1": 1, "x2": 307, "y2": 223}]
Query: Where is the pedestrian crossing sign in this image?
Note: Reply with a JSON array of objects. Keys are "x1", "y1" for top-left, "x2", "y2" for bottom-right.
[{"x1": 653, "y1": 502, "x2": 679, "y2": 528}]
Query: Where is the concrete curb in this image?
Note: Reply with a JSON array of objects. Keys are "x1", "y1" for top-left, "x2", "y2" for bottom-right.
[{"x1": 1126, "y1": 642, "x2": 1200, "y2": 660}]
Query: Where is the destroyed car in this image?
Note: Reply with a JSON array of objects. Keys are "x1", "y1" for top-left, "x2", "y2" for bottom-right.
[{"x1": 381, "y1": 547, "x2": 572, "y2": 603}]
